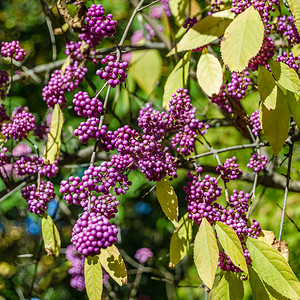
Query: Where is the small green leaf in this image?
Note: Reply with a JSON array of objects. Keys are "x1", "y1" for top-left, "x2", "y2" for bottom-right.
[
  {"x1": 85, "y1": 256, "x2": 103, "y2": 300},
  {"x1": 156, "y1": 178, "x2": 178, "y2": 228},
  {"x1": 286, "y1": 91, "x2": 300, "y2": 127},
  {"x1": 129, "y1": 50, "x2": 162, "y2": 95},
  {"x1": 221, "y1": 6, "x2": 264, "y2": 72},
  {"x1": 163, "y1": 51, "x2": 191, "y2": 109},
  {"x1": 258, "y1": 65, "x2": 277, "y2": 110},
  {"x1": 261, "y1": 89, "x2": 290, "y2": 156},
  {"x1": 169, "y1": 213, "x2": 193, "y2": 267},
  {"x1": 215, "y1": 222, "x2": 248, "y2": 274},
  {"x1": 167, "y1": 10, "x2": 234, "y2": 56},
  {"x1": 44, "y1": 103, "x2": 64, "y2": 164},
  {"x1": 196, "y1": 51, "x2": 223, "y2": 97},
  {"x1": 269, "y1": 59, "x2": 300, "y2": 93},
  {"x1": 249, "y1": 266, "x2": 271, "y2": 300},
  {"x1": 194, "y1": 218, "x2": 218, "y2": 289},
  {"x1": 41, "y1": 213, "x2": 61, "y2": 258},
  {"x1": 99, "y1": 245, "x2": 127, "y2": 286},
  {"x1": 169, "y1": 0, "x2": 188, "y2": 26},
  {"x1": 246, "y1": 237, "x2": 300, "y2": 299},
  {"x1": 212, "y1": 274, "x2": 230, "y2": 300}
]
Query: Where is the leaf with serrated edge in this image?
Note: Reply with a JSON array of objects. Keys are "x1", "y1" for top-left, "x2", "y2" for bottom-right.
[
  {"x1": 44, "y1": 103, "x2": 64, "y2": 164},
  {"x1": 215, "y1": 222, "x2": 248, "y2": 274},
  {"x1": 261, "y1": 89, "x2": 290, "y2": 156},
  {"x1": 85, "y1": 256, "x2": 103, "y2": 300},
  {"x1": 287, "y1": 0, "x2": 300, "y2": 35},
  {"x1": 287, "y1": 91, "x2": 300, "y2": 128},
  {"x1": 249, "y1": 266, "x2": 271, "y2": 300},
  {"x1": 221, "y1": 6, "x2": 264, "y2": 72},
  {"x1": 169, "y1": 213, "x2": 193, "y2": 267},
  {"x1": 163, "y1": 51, "x2": 191, "y2": 109},
  {"x1": 99, "y1": 245, "x2": 127, "y2": 286},
  {"x1": 156, "y1": 178, "x2": 178, "y2": 228},
  {"x1": 269, "y1": 59, "x2": 300, "y2": 93},
  {"x1": 167, "y1": 10, "x2": 234, "y2": 56},
  {"x1": 197, "y1": 51, "x2": 223, "y2": 97},
  {"x1": 246, "y1": 237, "x2": 300, "y2": 299},
  {"x1": 194, "y1": 218, "x2": 218, "y2": 289},
  {"x1": 169, "y1": 0, "x2": 188, "y2": 26},
  {"x1": 41, "y1": 213, "x2": 61, "y2": 258}
]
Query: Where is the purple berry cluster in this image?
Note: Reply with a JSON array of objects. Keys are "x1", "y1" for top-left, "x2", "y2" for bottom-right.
[
  {"x1": 12, "y1": 143, "x2": 32, "y2": 157},
  {"x1": 144, "y1": 23, "x2": 164, "y2": 41},
  {"x1": 150, "y1": 5, "x2": 165, "y2": 19},
  {"x1": 276, "y1": 52, "x2": 300, "y2": 71},
  {"x1": 42, "y1": 61, "x2": 87, "y2": 108},
  {"x1": 275, "y1": 15, "x2": 300, "y2": 45},
  {"x1": 0, "y1": 70, "x2": 9, "y2": 88},
  {"x1": 183, "y1": 17, "x2": 197, "y2": 30},
  {"x1": 96, "y1": 55, "x2": 128, "y2": 88},
  {"x1": 208, "y1": 0, "x2": 228, "y2": 15},
  {"x1": 21, "y1": 181, "x2": 55, "y2": 215},
  {"x1": 247, "y1": 153, "x2": 267, "y2": 173},
  {"x1": 216, "y1": 156, "x2": 243, "y2": 182},
  {"x1": 34, "y1": 122, "x2": 49, "y2": 142},
  {"x1": 71, "y1": 212, "x2": 118, "y2": 257},
  {"x1": 219, "y1": 248, "x2": 252, "y2": 272},
  {"x1": 250, "y1": 110, "x2": 261, "y2": 137},
  {"x1": 1, "y1": 41, "x2": 26, "y2": 61},
  {"x1": 0, "y1": 104, "x2": 9, "y2": 123},
  {"x1": 210, "y1": 85, "x2": 233, "y2": 113},
  {"x1": 0, "y1": 147, "x2": 7, "y2": 167},
  {"x1": 73, "y1": 91, "x2": 103, "y2": 118},
  {"x1": 227, "y1": 70, "x2": 251, "y2": 102},
  {"x1": 135, "y1": 248, "x2": 153, "y2": 263}
]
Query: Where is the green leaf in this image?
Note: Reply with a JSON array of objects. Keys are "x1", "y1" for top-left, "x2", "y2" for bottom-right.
[
  {"x1": 163, "y1": 51, "x2": 191, "y2": 109},
  {"x1": 258, "y1": 65, "x2": 277, "y2": 110},
  {"x1": 156, "y1": 178, "x2": 179, "y2": 228},
  {"x1": 99, "y1": 245, "x2": 127, "y2": 286},
  {"x1": 85, "y1": 256, "x2": 103, "y2": 300},
  {"x1": 269, "y1": 59, "x2": 300, "y2": 93},
  {"x1": 129, "y1": 49, "x2": 162, "y2": 95},
  {"x1": 167, "y1": 10, "x2": 234, "y2": 56},
  {"x1": 221, "y1": 6, "x2": 264, "y2": 72},
  {"x1": 261, "y1": 89, "x2": 290, "y2": 156},
  {"x1": 212, "y1": 274, "x2": 230, "y2": 300},
  {"x1": 169, "y1": 0, "x2": 188, "y2": 26},
  {"x1": 194, "y1": 218, "x2": 218, "y2": 289},
  {"x1": 287, "y1": 0, "x2": 300, "y2": 36},
  {"x1": 196, "y1": 51, "x2": 223, "y2": 97},
  {"x1": 41, "y1": 213, "x2": 61, "y2": 258},
  {"x1": 44, "y1": 103, "x2": 64, "y2": 164},
  {"x1": 169, "y1": 213, "x2": 193, "y2": 267},
  {"x1": 249, "y1": 266, "x2": 271, "y2": 300},
  {"x1": 246, "y1": 237, "x2": 300, "y2": 299},
  {"x1": 215, "y1": 222, "x2": 248, "y2": 274},
  {"x1": 286, "y1": 91, "x2": 300, "y2": 127}
]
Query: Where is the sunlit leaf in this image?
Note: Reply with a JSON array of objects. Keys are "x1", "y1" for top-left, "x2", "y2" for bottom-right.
[
  {"x1": 169, "y1": 213, "x2": 193, "y2": 267},
  {"x1": 169, "y1": 0, "x2": 188, "y2": 26},
  {"x1": 85, "y1": 256, "x2": 103, "y2": 300},
  {"x1": 221, "y1": 6, "x2": 264, "y2": 72},
  {"x1": 287, "y1": 91, "x2": 300, "y2": 128},
  {"x1": 249, "y1": 266, "x2": 271, "y2": 300},
  {"x1": 99, "y1": 245, "x2": 127, "y2": 286},
  {"x1": 246, "y1": 237, "x2": 300, "y2": 299},
  {"x1": 287, "y1": 0, "x2": 300, "y2": 35},
  {"x1": 194, "y1": 218, "x2": 218, "y2": 289},
  {"x1": 215, "y1": 222, "x2": 248, "y2": 274}
]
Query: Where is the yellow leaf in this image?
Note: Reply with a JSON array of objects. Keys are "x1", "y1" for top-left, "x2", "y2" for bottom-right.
[{"x1": 85, "y1": 256, "x2": 103, "y2": 300}]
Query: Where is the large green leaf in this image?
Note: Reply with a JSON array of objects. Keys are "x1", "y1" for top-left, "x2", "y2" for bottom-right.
[
  {"x1": 196, "y1": 50, "x2": 223, "y2": 97},
  {"x1": 169, "y1": 0, "x2": 188, "y2": 26},
  {"x1": 258, "y1": 65, "x2": 277, "y2": 110},
  {"x1": 269, "y1": 59, "x2": 300, "y2": 93},
  {"x1": 99, "y1": 245, "x2": 127, "y2": 286},
  {"x1": 85, "y1": 256, "x2": 103, "y2": 300},
  {"x1": 194, "y1": 218, "x2": 218, "y2": 289},
  {"x1": 221, "y1": 6, "x2": 264, "y2": 72},
  {"x1": 215, "y1": 222, "x2": 248, "y2": 274},
  {"x1": 286, "y1": 91, "x2": 300, "y2": 127},
  {"x1": 249, "y1": 266, "x2": 271, "y2": 300},
  {"x1": 261, "y1": 89, "x2": 290, "y2": 156},
  {"x1": 169, "y1": 213, "x2": 193, "y2": 267},
  {"x1": 129, "y1": 50, "x2": 162, "y2": 95},
  {"x1": 163, "y1": 51, "x2": 191, "y2": 109},
  {"x1": 156, "y1": 178, "x2": 178, "y2": 228},
  {"x1": 41, "y1": 213, "x2": 61, "y2": 258},
  {"x1": 287, "y1": 0, "x2": 300, "y2": 35},
  {"x1": 44, "y1": 103, "x2": 64, "y2": 164},
  {"x1": 246, "y1": 237, "x2": 300, "y2": 299},
  {"x1": 167, "y1": 10, "x2": 234, "y2": 56}
]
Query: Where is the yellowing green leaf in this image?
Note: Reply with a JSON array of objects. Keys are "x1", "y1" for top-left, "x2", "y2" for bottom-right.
[
  {"x1": 129, "y1": 50, "x2": 162, "y2": 95},
  {"x1": 269, "y1": 59, "x2": 300, "y2": 93},
  {"x1": 99, "y1": 245, "x2": 127, "y2": 286},
  {"x1": 287, "y1": 0, "x2": 300, "y2": 35},
  {"x1": 286, "y1": 91, "x2": 300, "y2": 127},
  {"x1": 167, "y1": 10, "x2": 234, "y2": 56},
  {"x1": 169, "y1": 213, "x2": 193, "y2": 267},
  {"x1": 197, "y1": 51, "x2": 223, "y2": 97},
  {"x1": 249, "y1": 266, "x2": 271, "y2": 300},
  {"x1": 163, "y1": 51, "x2": 191, "y2": 109},
  {"x1": 41, "y1": 213, "x2": 61, "y2": 258},
  {"x1": 194, "y1": 218, "x2": 218, "y2": 289},
  {"x1": 156, "y1": 178, "x2": 178, "y2": 228},
  {"x1": 85, "y1": 256, "x2": 103, "y2": 300},
  {"x1": 212, "y1": 274, "x2": 230, "y2": 300},
  {"x1": 44, "y1": 103, "x2": 64, "y2": 164},
  {"x1": 61, "y1": 55, "x2": 71, "y2": 74},
  {"x1": 169, "y1": 0, "x2": 188, "y2": 26},
  {"x1": 221, "y1": 6, "x2": 264, "y2": 72},
  {"x1": 246, "y1": 237, "x2": 300, "y2": 299},
  {"x1": 215, "y1": 222, "x2": 248, "y2": 274},
  {"x1": 261, "y1": 89, "x2": 290, "y2": 156}
]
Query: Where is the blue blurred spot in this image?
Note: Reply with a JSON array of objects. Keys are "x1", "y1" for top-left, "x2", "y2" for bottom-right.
[
  {"x1": 135, "y1": 201, "x2": 152, "y2": 215},
  {"x1": 47, "y1": 200, "x2": 59, "y2": 219},
  {"x1": 25, "y1": 216, "x2": 40, "y2": 235}
]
